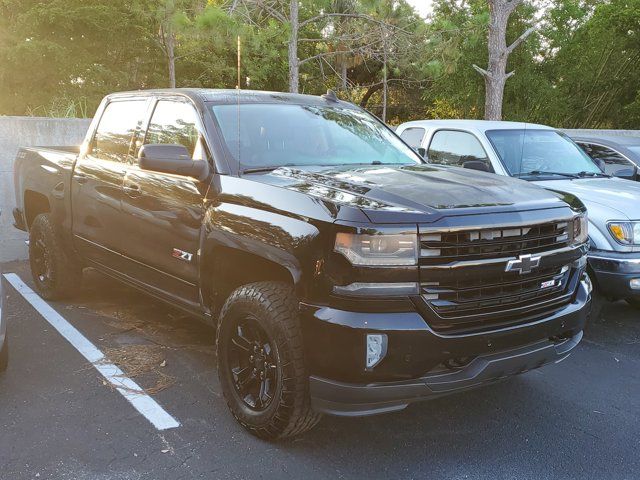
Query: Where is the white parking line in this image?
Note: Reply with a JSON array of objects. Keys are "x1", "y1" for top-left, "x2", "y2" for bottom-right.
[{"x1": 3, "y1": 273, "x2": 180, "y2": 431}]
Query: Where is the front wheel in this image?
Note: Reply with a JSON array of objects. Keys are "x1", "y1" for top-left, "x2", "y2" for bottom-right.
[{"x1": 216, "y1": 282, "x2": 321, "y2": 440}]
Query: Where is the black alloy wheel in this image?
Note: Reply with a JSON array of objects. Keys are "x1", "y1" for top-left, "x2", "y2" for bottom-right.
[{"x1": 228, "y1": 316, "x2": 279, "y2": 412}]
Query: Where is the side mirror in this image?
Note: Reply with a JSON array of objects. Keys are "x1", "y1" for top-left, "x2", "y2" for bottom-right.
[
  {"x1": 595, "y1": 158, "x2": 606, "y2": 172},
  {"x1": 138, "y1": 144, "x2": 209, "y2": 180},
  {"x1": 463, "y1": 160, "x2": 493, "y2": 173},
  {"x1": 416, "y1": 147, "x2": 428, "y2": 159},
  {"x1": 612, "y1": 165, "x2": 638, "y2": 181}
]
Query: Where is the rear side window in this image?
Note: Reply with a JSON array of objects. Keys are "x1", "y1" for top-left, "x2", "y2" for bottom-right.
[
  {"x1": 145, "y1": 100, "x2": 201, "y2": 158},
  {"x1": 579, "y1": 143, "x2": 633, "y2": 175},
  {"x1": 400, "y1": 127, "x2": 426, "y2": 149},
  {"x1": 92, "y1": 100, "x2": 147, "y2": 163},
  {"x1": 428, "y1": 130, "x2": 490, "y2": 168}
]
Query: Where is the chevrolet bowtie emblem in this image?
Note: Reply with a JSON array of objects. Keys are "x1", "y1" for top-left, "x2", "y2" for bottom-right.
[{"x1": 505, "y1": 254, "x2": 541, "y2": 275}]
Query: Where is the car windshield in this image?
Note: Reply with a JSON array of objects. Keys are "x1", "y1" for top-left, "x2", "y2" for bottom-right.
[
  {"x1": 210, "y1": 103, "x2": 422, "y2": 171},
  {"x1": 486, "y1": 129, "x2": 602, "y2": 178}
]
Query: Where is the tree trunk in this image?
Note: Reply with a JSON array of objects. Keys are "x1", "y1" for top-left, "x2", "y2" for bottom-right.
[
  {"x1": 288, "y1": 0, "x2": 299, "y2": 93},
  {"x1": 473, "y1": 0, "x2": 534, "y2": 121},
  {"x1": 381, "y1": 26, "x2": 388, "y2": 123},
  {"x1": 340, "y1": 55, "x2": 348, "y2": 90},
  {"x1": 360, "y1": 83, "x2": 383, "y2": 108},
  {"x1": 166, "y1": 29, "x2": 176, "y2": 88},
  {"x1": 483, "y1": 5, "x2": 508, "y2": 120}
]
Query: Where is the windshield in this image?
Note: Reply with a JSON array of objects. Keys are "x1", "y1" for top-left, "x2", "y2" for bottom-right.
[
  {"x1": 486, "y1": 129, "x2": 601, "y2": 178},
  {"x1": 210, "y1": 103, "x2": 422, "y2": 171}
]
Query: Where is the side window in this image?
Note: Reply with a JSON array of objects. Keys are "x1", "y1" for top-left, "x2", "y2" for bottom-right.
[
  {"x1": 427, "y1": 130, "x2": 490, "y2": 168},
  {"x1": 400, "y1": 127, "x2": 426, "y2": 149},
  {"x1": 580, "y1": 143, "x2": 633, "y2": 175},
  {"x1": 145, "y1": 100, "x2": 202, "y2": 159},
  {"x1": 92, "y1": 100, "x2": 147, "y2": 163}
]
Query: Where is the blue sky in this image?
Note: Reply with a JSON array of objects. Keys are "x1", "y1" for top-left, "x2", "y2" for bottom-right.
[{"x1": 406, "y1": 0, "x2": 432, "y2": 17}]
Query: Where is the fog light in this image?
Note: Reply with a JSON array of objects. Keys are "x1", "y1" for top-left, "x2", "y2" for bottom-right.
[
  {"x1": 630, "y1": 278, "x2": 640, "y2": 290},
  {"x1": 366, "y1": 334, "x2": 388, "y2": 370}
]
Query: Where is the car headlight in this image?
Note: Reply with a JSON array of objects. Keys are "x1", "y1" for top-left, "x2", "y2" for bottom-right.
[
  {"x1": 608, "y1": 221, "x2": 640, "y2": 246},
  {"x1": 573, "y1": 214, "x2": 588, "y2": 245},
  {"x1": 335, "y1": 232, "x2": 418, "y2": 266}
]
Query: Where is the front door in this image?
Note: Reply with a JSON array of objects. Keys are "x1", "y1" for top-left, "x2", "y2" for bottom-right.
[
  {"x1": 71, "y1": 98, "x2": 149, "y2": 270},
  {"x1": 119, "y1": 98, "x2": 210, "y2": 305}
]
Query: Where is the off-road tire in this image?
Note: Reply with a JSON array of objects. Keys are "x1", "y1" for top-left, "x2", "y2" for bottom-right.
[
  {"x1": 216, "y1": 281, "x2": 321, "y2": 440},
  {"x1": 29, "y1": 213, "x2": 82, "y2": 300}
]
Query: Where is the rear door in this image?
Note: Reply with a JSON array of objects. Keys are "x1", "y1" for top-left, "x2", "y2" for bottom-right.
[
  {"x1": 118, "y1": 97, "x2": 210, "y2": 304},
  {"x1": 71, "y1": 98, "x2": 149, "y2": 268}
]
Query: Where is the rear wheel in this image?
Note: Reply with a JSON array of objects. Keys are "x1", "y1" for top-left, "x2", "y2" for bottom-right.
[
  {"x1": 216, "y1": 282, "x2": 321, "y2": 440},
  {"x1": 29, "y1": 213, "x2": 82, "y2": 300}
]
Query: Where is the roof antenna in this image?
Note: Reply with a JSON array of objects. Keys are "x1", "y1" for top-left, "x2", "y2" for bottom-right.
[{"x1": 322, "y1": 89, "x2": 338, "y2": 102}]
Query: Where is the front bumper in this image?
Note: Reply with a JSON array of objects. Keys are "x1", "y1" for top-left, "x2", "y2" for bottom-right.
[
  {"x1": 303, "y1": 278, "x2": 590, "y2": 417},
  {"x1": 589, "y1": 250, "x2": 640, "y2": 299}
]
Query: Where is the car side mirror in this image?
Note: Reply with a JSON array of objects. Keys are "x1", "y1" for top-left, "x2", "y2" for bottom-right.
[
  {"x1": 416, "y1": 147, "x2": 428, "y2": 159},
  {"x1": 612, "y1": 165, "x2": 638, "y2": 181},
  {"x1": 138, "y1": 144, "x2": 209, "y2": 181},
  {"x1": 594, "y1": 158, "x2": 606, "y2": 172},
  {"x1": 463, "y1": 160, "x2": 493, "y2": 173}
]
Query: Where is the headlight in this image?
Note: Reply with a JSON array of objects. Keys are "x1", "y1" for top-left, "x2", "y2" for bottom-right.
[
  {"x1": 335, "y1": 232, "x2": 418, "y2": 266},
  {"x1": 608, "y1": 221, "x2": 640, "y2": 245},
  {"x1": 573, "y1": 214, "x2": 588, "y2": 244}
]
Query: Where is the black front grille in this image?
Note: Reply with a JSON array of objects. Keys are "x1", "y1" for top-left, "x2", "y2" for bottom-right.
[
  {"x1": 420, "y1": 221, "x2": 571, "y2": 265},
  {"x1": 418, "y1": 219, "x2": 581, "y2": 334}
]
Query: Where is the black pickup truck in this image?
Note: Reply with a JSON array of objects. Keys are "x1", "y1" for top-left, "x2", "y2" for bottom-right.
[{"x1": 12, "y1": 89, "x2": 591, "y2": 439}]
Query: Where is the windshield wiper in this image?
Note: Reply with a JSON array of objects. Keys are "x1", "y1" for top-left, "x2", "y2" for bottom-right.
[
  {"x1": 242, "y1": 164, "x2": 298, "y2": 174},
  {"x1": 576, "y1": 171, "x2": 611, "y2": 178},
  {"x1": 517, "y1": 170, "x2": 580, "y2": 179}
]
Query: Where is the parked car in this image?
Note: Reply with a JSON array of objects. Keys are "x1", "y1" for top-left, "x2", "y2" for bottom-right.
[
  {"x1": 13, "y1": 90, "x2": 590, "y2": 439},
  {"x1": 0, "y1": 211, "x2": 8, "y2": 372},
  {"x1": 565, "y1": 133, "x2": 640, "y2": 181},
  {"x1": 396, "y1": 120, "x2": 640, "y2": 312}
]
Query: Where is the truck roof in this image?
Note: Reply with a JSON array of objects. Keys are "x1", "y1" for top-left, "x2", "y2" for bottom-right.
[
  {"x1": 400, "y1": 119, "x2": 555, "y2": 133},
  {"x1": 105, "y1": 88, "x2": 355, "y2": 108}
]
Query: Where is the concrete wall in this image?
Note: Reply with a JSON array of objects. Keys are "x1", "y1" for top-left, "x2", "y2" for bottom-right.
[
  {"x1": 562, "y1": 129, "x2": 640, "y2": 137},
  {"x1": 0, "y1": 116, "x2": 91, "y2": 262}
]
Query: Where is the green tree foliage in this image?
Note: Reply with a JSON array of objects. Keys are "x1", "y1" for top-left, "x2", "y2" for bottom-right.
[
  {"x1": 0, "y1": 0, "x2": 165, "y2": 115},
  {"x1": 540, "y1": 0, "x2": 640, "y2": 127},
  {"x1": 0, "y1": 0, "x2": 638, "y2": 129}
]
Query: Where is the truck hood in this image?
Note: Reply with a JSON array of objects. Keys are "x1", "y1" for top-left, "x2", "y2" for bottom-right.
[
  {"x1": 534, "y1": 177, "x2": 640, "y2": 221},
  {"x1": 250, "y1": 164, "x2": 570, "y2": 223}
]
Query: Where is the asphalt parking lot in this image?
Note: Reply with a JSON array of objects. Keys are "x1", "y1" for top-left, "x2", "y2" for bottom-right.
[{"x1": 0, "y1": 260, "x2": 639, "y2": 480}]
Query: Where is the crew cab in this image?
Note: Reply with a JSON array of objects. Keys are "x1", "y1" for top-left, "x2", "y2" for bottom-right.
[
  {"x1": 12, "y1": 90, "x2": 590, "y2": 439},
  {"x1": 397, "y1": 120, "x2": 640, "y2": 312}
]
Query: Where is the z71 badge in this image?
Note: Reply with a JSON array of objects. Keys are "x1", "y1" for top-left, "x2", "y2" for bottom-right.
[{"x1": 172, "y1": 248, "x2": 194, "y2": 262}]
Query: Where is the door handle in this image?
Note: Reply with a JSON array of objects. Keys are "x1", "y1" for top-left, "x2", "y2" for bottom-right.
[{"x1": 75, "y1": 173, "x2": 88, "y2": 185}]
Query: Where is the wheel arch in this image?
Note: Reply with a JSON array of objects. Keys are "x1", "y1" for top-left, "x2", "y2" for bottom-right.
[
  {"x1": 202, "y1": 245, "x2": 303, "y2": 317},
  {"x1": 23, "y1": 190, "x2": 51, "y2": 230}
]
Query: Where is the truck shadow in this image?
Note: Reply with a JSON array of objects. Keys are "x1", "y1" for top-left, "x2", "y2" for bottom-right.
[{"x1": 14, "y1": 262, "x2": 635, "y2": 477}]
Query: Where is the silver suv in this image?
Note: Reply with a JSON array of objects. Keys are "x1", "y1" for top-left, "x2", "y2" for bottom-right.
[{"x1": 397, "y1": 120, "x2": 640, "y2": 310}]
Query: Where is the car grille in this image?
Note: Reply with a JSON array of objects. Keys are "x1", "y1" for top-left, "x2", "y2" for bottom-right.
[
  {"x1": 420, "y1": 221, "x2": 571, "y2": 265},
  {"x1": 418, "y1": 220, "x2": 580, "y2": 334}
]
